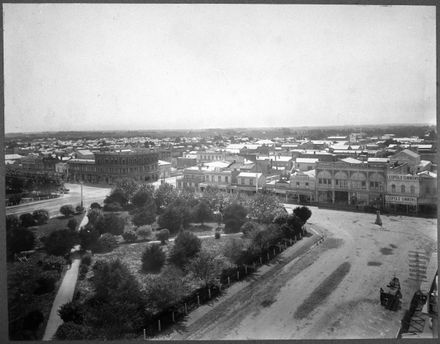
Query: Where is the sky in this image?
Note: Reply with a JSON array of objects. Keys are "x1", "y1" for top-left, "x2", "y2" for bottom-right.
[{"x1": 3, "y1": 4, "x2": 436, "y2": 133}]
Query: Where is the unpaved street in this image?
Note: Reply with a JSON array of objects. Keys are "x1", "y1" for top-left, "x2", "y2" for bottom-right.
[{"x1": 158, "y1": 207, "x2": 437, "y2": 340}]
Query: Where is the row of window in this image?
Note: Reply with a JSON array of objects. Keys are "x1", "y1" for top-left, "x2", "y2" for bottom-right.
[
  {"x1": 98, "y1": 157, "x2": 157, "y2": 165},
  {"x1": 391, "y1": 184, "x2": 416, "y2": 194},
  {"x1": 204, "y1": 175, "x2": 229, "y2": 183}
]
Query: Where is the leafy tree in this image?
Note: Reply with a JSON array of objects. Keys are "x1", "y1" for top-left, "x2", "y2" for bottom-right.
[
  {"x1": 55, "y1": 322, "x2": 93, "y2": 340},
  {"x1": 169, "y1": 231, "x2": 201, "y2": 268},
  {"x1": 96, "y1": 233, "x2": 118, "y2": 253},
  {"x1": 293, "y1": 206, "x2": 312, "y2": 224},
  {"x1": 96, "y1": 213, "x2": 125, "y2": 236},
  {"x1": 156, "y1": 228, "x2": 169, "y2": 244},
  {"x1": 222, "y1": 237, "x2": 246, "y2": 265},
  {"x1": 273, "y1": 213, "x2": 289, "y2": 226},
  {"x1": 79, "y1": 224, "x2": 100, "y2": 252},
  {"x1": 132, "y1": 208, "x2": 156, "y2": 227},
  {"x1": 247, "y1": 193, "x2": 286, "y2": 224},
  {"x1": 154, "y1": 182, "x2": 178, "y2": 212},
  {"x1": 144, "y1": 266, "x2": 187, "y2": 311},
  {"x1": 141, "y1": 243, "x2": 166, "y2": 273},
  {"x1": 192, "y1": 200, "x2": 212, "y2": 225},
  {"x1": 104, "y1": 188, "x2": 128, "y2": 208},
  {"x1": 115, "y1": 178, "x2": 139, "y2": 201},
  {"x1": 44, "y1": 229, "x2": 79, "y2": 256},
  {"x1": 19, "y1": 213, "x2": 36, "y2": 227},
  {"x1": 102, "y1": 202, "x2": 123, "y2": 212},
  {"x1": 241, "y1": 221, "x2": 260, "y2": 237},
  {"x1": 158, "y1": 204, "x2": 190, "y2": 234},
  {"x1": 186, "y1": 249, "x2": 228, "y2": 286},
  {"x1": 58, "y1": 301, "x2": 84, "y2": 324},
  {"x1": 223, "y1": 202, "x2": 247, "y2": 233},
  {"x1": 34, "y1": 270, "x2": 59, "y2": 294},
  {"x1": 90, "y1": 202, "x2": 101, "y2": 209},
  {"x1": 7, "y1": 227, "x2": 36, "y2": 260},
  {"x1": 122, "y1": 230, "x2": 137, "y2": 243},
  {"x1": 6, "y1": 214, "x2": 21, "y2": 231},
  {"x1": 60, "y1": 204, "x2": 75, "y2": 217},
  {"x1": 131, "y1": 186, "x2": 155, "y2": 209},
  {"x1": 67, "y1": 218, "x2": 78, "y2": 231},
  {"x1": 87, "y1": 208, "x2": 104, "y2": 226},
  {"x1": 32, "y1": 209, "x2": 49, "y2": 225}
]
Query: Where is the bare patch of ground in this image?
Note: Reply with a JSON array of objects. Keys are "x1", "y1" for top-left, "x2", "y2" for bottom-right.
[{"x1": 294, "y1": 262, "x2": 351, "y2": 319}]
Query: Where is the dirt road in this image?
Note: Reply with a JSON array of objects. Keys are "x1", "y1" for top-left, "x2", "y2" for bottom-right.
[{"x1": 157, "y1": 207, "x2": 437, "y2": 340}]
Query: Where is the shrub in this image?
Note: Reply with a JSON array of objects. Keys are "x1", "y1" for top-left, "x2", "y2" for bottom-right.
[
  {"x1": 58, "y1": 301, "x2": 84, "y2": 324},
  {"x1": 22, "y1": 310, "x2": 44, "y2": 334},
  {"x1": 136, "y1": 225, "x2": 153, "y2": 239},
  {"x1": 215, "y1": 231, "x2": 221, "y2": 239},
  {"x1": 96, "y1": 213, "x2": 125, "y2": 236},
  {"x1": 81, "y1": 252, "x2": 92, "y2": 266},
  {"x1": 34, "y1": 270, "x2": 59, "y2": 294},
  {"x1": 273, "y1": 213, "x2": 289, "y2": 226},
  {"x1": 19, "y1": 213, "x2": 36, "y2": 227},
  {"x1": 6, "y1": 214, "x2": 21, "y2": 231},
  {"x1": 186, "y1": 249, "x2": 228, "y2": 286},
  {"x1": 156, "y1": 228, "x2": 169, "y2": 244},
  {"x1": 44, "y1": 229, "x2": 79, "y2": 256},
  {"x1": 131, "y1": 188, "x2": 155, "y2": 209},
  {"x1": 157, "y1": 204, "x2": 191, "y2": 234},
  {"x1": 103, "y1": 202, "x2": 123, "y2": 212},
  {"x1": 141, "y1": 243, "x2": 166, "y2": 273},
  {"x1": 78, "y1": 224, "x2": 100, "y2": 252},
  {"x1": 79, "y1": 264, "x2": 89, "y2": 280},
  {"x1": 132, "y1": 208, "x2": 156, "y2": 227},
  {"x1": 55, "y1": 322, "x2": 92, "y2": 340},
  {"x1": 293, "y1": 206, "x2": 312, "y2": 224},
  {"x1": 192, "y1": 200, "x2": 212, "y2": 225},
  {"x1": 169, "y1": 231, "x2": 201, "y2": 268},
  {"x1": 241, "y1": 221, "x2": 259, "y2": 237},
  {"x1": 32, "y1": 209, "x2": 49, "y2": 225},
  {"x1": 104, "y1": 188, "x2": 128, "y2": 208},
  {"x1": 67, "y1": 218, "x2": 78, "y2": 231},
  {"x1": 97, "y1": 233, "x2": 118, "y2": 253},
  {"x1": 122, "y1": 230, "x2": 137, "y2": 243},
  {"x1": 87, "y1": 208, "x2": 103, "y2": 226},
  {"x1": 6, "y1": 227, "x2": 36, "y2": 260},
  {"x1": 223, "y1": 237, "x2": 246, "y2": 265},
  {"x1": 90, "y1": 202, "x2": 101, "y2": 209},
  {"x1": 60, "y1": 204, "x2": 75, "y2": 217},
  {"x1": 223, "y1": 203, "x2": 247, "y2": 233},
  {"x1": 76, "y1": 205, "x2": 85, "y2": 214},
  {"x1": 41, "y1": 255, "x2": 66, "y2": 273}
]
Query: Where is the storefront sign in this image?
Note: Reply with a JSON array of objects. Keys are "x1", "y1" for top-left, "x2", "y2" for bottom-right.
[{"x1": 385, "y1": 195, "x2": 417, "y2": 205}]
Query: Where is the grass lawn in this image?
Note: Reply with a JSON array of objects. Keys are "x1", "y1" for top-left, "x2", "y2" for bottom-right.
[{"x1": 30, "y1": 213, "x2": 85, "y2": 245}]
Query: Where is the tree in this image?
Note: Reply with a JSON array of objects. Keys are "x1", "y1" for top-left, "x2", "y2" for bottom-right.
[
  {"x1": 158, "y1": 204, "x2": 190, "y2": 234},
  {"x1": 156, "y1": 228, "x2": 169, "y2": 244},
  {"x1": 241, "y1": 221, "x2": 259, "y2": 237},
  {"x1": 34, "y1": 270, "x2": 58, "y2": 294},
  {"x1": 96, "y1": 233, "x2": 118, "y2": 253},
  {"x1": 247, "y1": 193, "x2": 286, "y2": 224},
  {"x1": 131, "y1": 186, "x2": 155, "y2": 209},
  {"x1": 60, "y1": 204, "x2": 75, "y2": 217},
  {"x1": 132, "y1": 208, "x2": 156, "y2": 227},
  {"x1": 223, "y1": 202, "x2": 247, "y2": 233},
  {"x1": 104, "y1": 188, "x2": 128, "y2": 209},
  {"x1": 169, "y1": 231, "x2": 201, "y2": 268},
  {"x1": 293, "y1": 206, "x2": 312, "y2": 224},
  {"x1": 154, "y1": 183, "x2": 178, "y2": 212},
  {"x1": 32, "y1": 209, "x2": 49, "y2": 225},
  {"x1": 67, "y1": 218, "x2": 78, "y2": 231},
  {"x1": 186, "y1": 249, "x2": 228, "y2": 286},
  {"x1": 136, "y1": 225, "x2": 153, "y2": 240},
  {"x1": 222, "y1": 237, "x2": 246, "y2": 265},
  {"x1": 7, "y1": 227, "x2": 36, "y2": 260},
  {"x1": 122, "y1": 231, "x2": 137, "y2": 243},
  {"x1": 192, "y1": 200, "x2": 212, "y2": 225},
  {"x1": 79, "y1": 224, "x2": 100, "y2": 252},
  {"x1": 44, "y1": 229, "x2": 79, "y2": 256},
  {"x1": 19, "y1": 213, "x2": 36, "y2": 227},
  {"x1": 115, "y1": 178, "x2": 139, "y2": 201},
  {"x1": 103, "y1": 202, "x2": 123, "y2": 212},
  {"x1": 76, "y1": 205, "x2": 85, "y2": 214},
  {"x1": 141, "y1": 243, "x2": 166, "y2": 273},
  {"x1": 90, "y1": 202, "x2": 101, "y2": 209},
  {"x1": 6, "y1": 214, "x2": 21, "y2": 231},
  {"x1": 87, "y1": 208, "x2": 103, "y2": 226},
  {"x1": 95, "y1": 213, "x2": 125, "y2": 236}
]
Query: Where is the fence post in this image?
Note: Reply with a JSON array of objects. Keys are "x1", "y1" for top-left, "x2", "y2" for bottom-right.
[
  {"x1": 228, "y1": 276, "x2": 230, "y2": 286},
  {"x1": 267, "y1": 252, "x2": 270, "y2": 261},
  {"x1": 273, "y1": 248, "x2": 276, "y2": 256},
  {"x1": 197, "y1": 294, "x2": 200, "y2": 306},
  {"x1": 208, "y1": 287, "x2": 211, "y2": 299},
  {"x1": 290, "y1": 238, "x2": 293, "y2": 245},
  {"x1": 245, "y1": 265, "x2": 248, "y2": 274},
  {"x1": 143, "y1": 329, "x2": 146, "y2": 340},
  {"x1": 237, "y1": 270, "x2": 240, "y2": 280},
  {"x1": 158, "y1": 319, "x2": 161, "y2": 332},
  {"x1": 172, "y1": 311, "x2": 175, "y2": 323},
  {"x1": 184, "y1": 303, "x2": 188, "y2": 315}
]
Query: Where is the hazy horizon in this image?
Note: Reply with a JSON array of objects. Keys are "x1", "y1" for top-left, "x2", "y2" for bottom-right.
[{"x1": 4, "y1": 4, "x2": 436, "y2": 133}]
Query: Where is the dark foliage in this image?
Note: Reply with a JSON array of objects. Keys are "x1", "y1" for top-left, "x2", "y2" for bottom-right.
[
  {"x1": 223, "y1": 202, "x2": 247, "y2": 233},
  {"x1": 141, "y1": 243, "x2": 166, "y2": 273},
  {"x1": 58, "y1": 301, "x2": 84, "y2": 324},
  {"x1": 96, "y1": 233, "x2": 118, "y2": 253},
  {"x1": 156, "y1": 228, "x2": 170, "y2": 244},
  {"x1": 169, "y1": 231, "x2": 201, "y2": 268},
  {"x1": 293, "y1": 206, "x2": 312, "y2": 224},
  {"x1": 67, "y1": 218, "x2": 78, "y2": 231},
  {"x1": 122, "y1": 230, "x2": 137, "y2": 243},
  {"x1": 19, "y1": 213, "x2": 36, "y2": 227},
  {"x1": 32, "y1": 209, "x2": 49, "y2": 225},
  {"x1": 7, "y1": 226, "x2": 36, "y2": 260},
  {"x1": 132, "y1": 208, "x2": 156, "y2": 226},
  {"x1": 60, "y1": 204, "x2": 75, "y2": 217},
  {"x1": 44, "y1": 229, "x2": 79, "y2": 256}
]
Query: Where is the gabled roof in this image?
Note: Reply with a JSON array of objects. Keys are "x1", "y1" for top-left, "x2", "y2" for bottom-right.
[
  {"x1": 341, "y1": 157, "x2": 362, "y2": 164},
  {"x1": 394, "y1": 149, "x2": 420, "y2": 159}
]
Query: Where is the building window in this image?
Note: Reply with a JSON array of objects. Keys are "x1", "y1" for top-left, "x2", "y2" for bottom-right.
[
  {"x1": 410, "y1": 185, "x2": 415, "y2": 194},
  {"x1": 225, "y1": 176, "x2": 228, "y2": 183},
  {"x1": 391, "y1": 184, "x2": 396, "y2": 193},
  {"x1": 401, "y1": 185, "x2": 405, "y2": 194},
  {"x1": 305, "y1": 182, "x2": 309, "y2": 186},
  {"x1": 249, "y1": 179, "x2": 253, "y2": 186}
]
